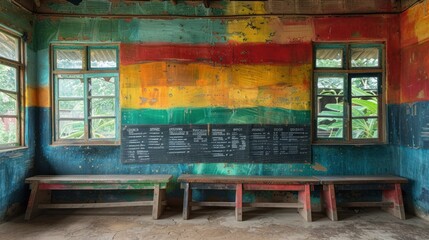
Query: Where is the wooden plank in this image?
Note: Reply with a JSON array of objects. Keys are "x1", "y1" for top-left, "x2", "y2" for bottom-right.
[
  {"x1": 322, "y1": 184, "x2": 338, "y2": 221},
  {"x1": 178, "y1": 174, "x2": 319, "y2": 185},
  {"x1": 181, "y1": 183, "x2": 236, "y2": 190},
  {"x1": 298, "y1": 184, "x2": 312, "y2": 222},
  {"x1": 337, "y1": 202, "x2": 394, "y2": 208},
  {"x1": 333, "y1": 184, "x2": 394, "y2": 191},
  {"x1": 152, "y1": 184, "x2": 162, "y2": 220},
  {"x1": 244, "y1": 184, "x2": 305, "y2": 191},
  {"x1": 382, "y1": 183, "x2": 406, "y2": 220},
  {"x1": 38, "y1": 201, "x2": 154, "y2": 209},
  {"x1": 25, "y1": 183, "x2": 51, "y2": 220},
  {"x1": 244, "y1": 202, "x2": 303, "y2": 208},
  {"x1": 236, "y1": 183, "x2": 243, "y2": 221},
  {"x1": 26, "y1": 175, "x2": 173, "y2": 184},
  {"x1": 38, "y1": 183, "x2": 167, "y2": 190},
  {"x1": 315, "y1": 175, "x2": 408, "y2": 184},
  {"x1": 190, "y1": 202, "x2": 236, "y2": 207},
  {"x1": 183, "y1": 182, "x2": 192, "y2": 220}
]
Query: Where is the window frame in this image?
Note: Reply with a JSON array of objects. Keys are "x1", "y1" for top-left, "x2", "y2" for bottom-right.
[
  {"x1": 312, "y1": 42, "x2": 386, "y2": 145},
  {"x1": 0, "y1": 27, "x2": 25, "y2": 150},
  {"x1": 51, "y1": 44, "x2": 120, "y2": 146}
]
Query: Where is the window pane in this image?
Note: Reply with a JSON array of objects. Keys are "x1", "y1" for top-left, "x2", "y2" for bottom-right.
[
  {"x1": 317, "y1": 117, "x2": 343, "y2": 138},
  {"x1": 90, "y1": 118, "x2": 116, "y2": 139},
  {"x1": 0, "y1": 117, "x2": 17, "y2": 145},
  {"x1": 55, "y1": 49, "x2": 84, "y2": 69},
  {"x1": 351, "y1": 77, "x2": 378, "y2": 96},
  {"x1": 90, "y1": 77, "x2": 115, "y2": 96},
  {"x1": 317, "y1": 77, "x2": 344, "y2": 95},
  {"x1": 90, "y1": 48, "x2": 117, "y2": 69},
  {"x1": 352, "y1": 97, "x2": 378, "y2": 117},
  {"x1": 0, "y1": 64, "x2": 17, "y2": 92},
  {"x1": 59, "y1": 120, "x2": 84, "y2": 139},
  {"x1": 90, "y1": 98, "x2": 115, "y2": 117},
  {"x1": 0, "y1": 31, "x2": 19, "y2": 61},
  {"x1": 317, "y1": 96, "x2": 344, "y2": 116},
  {"x1": 352, "y1": 118, "x2": 378, "y2": 139},
  {"x1": 58, "y1": 78, "x2": 84, "y2": 98},
  {"x1": 351, "y1": 47, "x2": 380, "y2": 68},
  {"x1": 316, "y1": 48, "x2": 343, "y2": 68},
  {"x1": 59, "y1": 100, "x2": 84, "y2": 118},
  {"x1": 0, "y1": 92, "x2": 17, "y2": 115}
]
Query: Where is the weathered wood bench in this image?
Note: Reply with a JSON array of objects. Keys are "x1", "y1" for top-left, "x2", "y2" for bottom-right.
[
  {"x1": 178, "y1": 174, "x2": 319, "y2": 222},
  {"x1": 25, "y1": 175, "x2": 172, "y2": 220},
  {"x1": 315, "y1": 175, "x2": 408, "y2": 221}
]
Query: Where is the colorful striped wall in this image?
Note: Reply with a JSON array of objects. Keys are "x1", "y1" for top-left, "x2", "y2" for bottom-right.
[{"x1": 398, "y1": 1, "x2": 429, "y2": 219}]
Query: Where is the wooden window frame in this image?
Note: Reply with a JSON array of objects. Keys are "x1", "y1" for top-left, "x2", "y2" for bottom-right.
[
  {"x1": 0, "y1": 27, "x2": 25, "y2": 150},
  {"x1": 51, "y1": 44, "x2": 120, "y2": 146},
  {"x1": 312, "y1": 43, "x2": 386, "y2": 145}
]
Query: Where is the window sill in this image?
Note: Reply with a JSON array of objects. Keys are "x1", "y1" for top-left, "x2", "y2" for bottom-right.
[
  {"x1": 0, "y1": 146, "x2": 29, "y2": 154},
  {"x1": 50, "y1": 141, "x2": 120, "y2": 147},
  {"x1": 312, "y1": 141, "x2": 388, "y2": 146}
]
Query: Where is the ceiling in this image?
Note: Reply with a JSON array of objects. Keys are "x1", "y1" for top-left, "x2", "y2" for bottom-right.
[{"x1": 12, "y1": 0, "x2": 423, "y2": 16}]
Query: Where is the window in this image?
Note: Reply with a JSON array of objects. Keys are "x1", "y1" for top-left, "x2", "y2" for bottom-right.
[
  {"x1": 0, "y1": 28, "x2": 24, "y2": 149},
  {"x1": 313, "y1": 43, "x2": 384, "y2": 144},
  {"x1": 52, "y1": 45, "x2": 119, "y2": 144}
]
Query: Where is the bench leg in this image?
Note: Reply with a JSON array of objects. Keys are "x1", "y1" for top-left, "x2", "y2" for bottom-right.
[
  {"x1": 382, "y1": 183, "x2": 406, "y2": 220},
  {"x1": 152, "y1": 184, "x2": 162, "y2": 220},
  {"x1": 183, "y1": 183, "x2": 192, "y2": 220},
  {"x1": 322, "y1": 184, "x2": 338, "y2": 221},
  {"x1": 25, "y1": 183, "x2": 51, "y2": 220},
  {"x1": 235, "y1": 183, "x2": 243, "y2": 221},
  {"x1": 298, "y1": 184, "x2": 312, "y2": 222}
]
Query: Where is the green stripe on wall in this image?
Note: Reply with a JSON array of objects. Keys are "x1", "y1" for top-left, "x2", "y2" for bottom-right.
[{"x1": 121, "y1": 107, "x2": 310, "y2": 125}]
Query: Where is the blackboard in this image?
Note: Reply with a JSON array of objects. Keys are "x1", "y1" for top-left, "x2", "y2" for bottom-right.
[{"x1": 121, "y1": 124, "x2": 311, "y2": 164}]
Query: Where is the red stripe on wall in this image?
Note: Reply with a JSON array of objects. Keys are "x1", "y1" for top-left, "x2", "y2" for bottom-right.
[
  {"x1": 120, "y1": 43, "x2": 312, "y2": 65},
  {"x1": 401, "y1": 40, "x2": 429, "y2": 103}
]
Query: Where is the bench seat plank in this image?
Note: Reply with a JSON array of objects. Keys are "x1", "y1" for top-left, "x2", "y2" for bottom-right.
[
  {"x1": 178, "y1": 174, "x2": 319, "y2": 185},
  {"x1": 315, "y1": 175, "x2": 408, "y2": 184},
  {"x1": 26, "y1": 175, "x2": 172, "y2": 184}
]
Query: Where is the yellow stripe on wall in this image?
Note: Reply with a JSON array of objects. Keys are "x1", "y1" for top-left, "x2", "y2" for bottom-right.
[{"x1": 120, "y1": 62, "x2": 311, "y2": 110}]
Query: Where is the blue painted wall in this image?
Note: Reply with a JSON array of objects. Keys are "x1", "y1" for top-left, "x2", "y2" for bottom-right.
[{"x1": 0, "y1": 0, "x2": 36, "y2": 222}]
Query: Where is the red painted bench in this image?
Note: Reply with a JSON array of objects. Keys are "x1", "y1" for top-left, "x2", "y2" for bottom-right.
[
  {"x1": 177, "y1": 174, "x2": 319, "y2": 222},
  {"x1": 25, "y1": 175, "x2": 172, "y2": 220},
  {"x1": 315, "y1": 175, "x2": 407, "y2": 221}
]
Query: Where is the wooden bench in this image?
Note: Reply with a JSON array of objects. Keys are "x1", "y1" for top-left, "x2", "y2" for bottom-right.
[
  {"x1": 177, "y1": 174, "x2": 319, "y2": 222},
  {"x1": 315, "y1": 175, "x2": 408, "y2": 221},
  {"x1": 25, "y1": 175, "x2": 172, "y2": 220}
]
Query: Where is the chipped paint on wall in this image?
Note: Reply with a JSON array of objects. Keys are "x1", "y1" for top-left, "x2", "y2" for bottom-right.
[{"x1": 400, "y1": 0, "x2": 429, "y2": 48}]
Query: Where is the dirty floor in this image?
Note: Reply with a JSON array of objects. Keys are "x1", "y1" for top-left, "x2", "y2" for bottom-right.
[{"x1": 1, "y1": 207, "x2": 429, "y2": 240}]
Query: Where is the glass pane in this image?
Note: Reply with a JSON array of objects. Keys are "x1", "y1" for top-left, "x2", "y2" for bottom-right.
[
  {"x1": 90, "y1": 118, "x2": 116, "y2": 139},
  {"x1": 59, "y1": 120, "x2": 84, "y2": 139},
  {"x1": 316, "y1": 48, "x2": 343, "y2": 68},
  {"x1": 89, "y1": 77, "x2": 115, "y2": 96},
  {"x1": 352, "y1": 118, "x2": 378, "y2": 139},
  {"x1": 352, "y1": 97, "x2": 378, "y2": 117},
  {"x1": 90, "y1": 48, "x2": 117, "y2": 68},
  {"x1": 317, "y1": 117, "x2": 343, "y2": 138},
  {"x1": 90, "y1": 98, "x2": 115, "y2": 117},
  {"x1": 0, "y1": 91, "x2": 17, "y2": 115},
  {"x1": 58, "y1": 100, "x2": 84, "y2": 118},
  {"x1": 317, "y1": 96, "x2": 344, "y2": 116},
  {"x1": 351, "y1": 47, "x2": 380, "y2": 68},
  {"x1": 0, "y1": 64, "x2": 17, "y2": 92},
  {"x1": 317, "y1": 77, "x2": 344, "y2": 95},
  {"x1": 58, "y1": 78, "x2": 84, "y2": 97},
  {"x1": 0, "y1": 31, "x2": 19, "y2": 61},
  {"x1": 0, "y1": 117, "x2": 17, "y2": 145},
  {"x1": 55, "y1": 49, "x2": 84, "y2": 69},
  {"x1": 351, "y1": 77, "x2": 378, "y2": 96}
]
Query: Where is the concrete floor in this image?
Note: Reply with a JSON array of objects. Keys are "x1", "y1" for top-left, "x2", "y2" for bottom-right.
[{"x1": 1, "y1": 207, "x2": 429, "y2": 240}]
